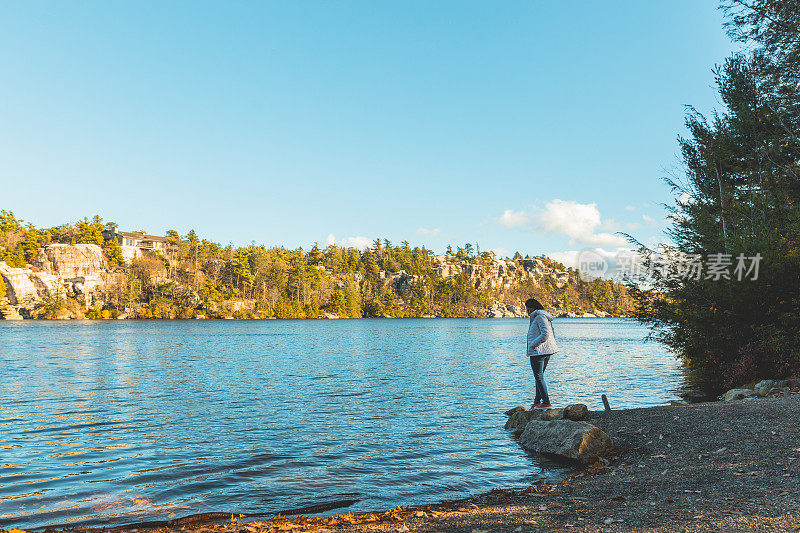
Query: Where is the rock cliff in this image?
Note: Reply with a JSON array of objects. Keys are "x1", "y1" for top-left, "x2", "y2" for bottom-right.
[
  {"x1": 32, "y1": 244, "x2": 107, "y2": 277},
  {"x1": 0, "y1": 263, "x2": 60, "y2": 307},
  {"x1": 429, "y1": 255, "x2": 570, "y2": 290},
  {"x1": 0, "y1": 244, "x2": 116, "y2": 318}
]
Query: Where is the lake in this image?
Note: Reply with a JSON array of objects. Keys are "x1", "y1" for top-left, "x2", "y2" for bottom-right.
[{"x1": 0, "y1": 318, "x2": 685, "y2": 528}]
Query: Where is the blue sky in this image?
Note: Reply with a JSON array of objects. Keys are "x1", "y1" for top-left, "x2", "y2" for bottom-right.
[{"x1": 0, "y1": 1, "x2": 735, "y2": 262}]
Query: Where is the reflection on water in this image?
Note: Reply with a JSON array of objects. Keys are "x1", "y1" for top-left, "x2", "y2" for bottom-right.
[{"x1": 0, "y1": 318, "x2": 684, "y2": 528}]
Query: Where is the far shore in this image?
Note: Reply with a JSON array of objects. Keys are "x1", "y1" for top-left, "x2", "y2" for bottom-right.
[
  {"x1": 0, "y1": 314, "x2": 633, "y2": 321},
  {"x1": 22, "y1": 392, "x2": 800, "y2": 533}
]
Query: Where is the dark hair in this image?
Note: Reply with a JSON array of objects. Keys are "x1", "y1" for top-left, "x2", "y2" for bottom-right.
[{"x1": 525, "y1": 298, "x2": 544, "y2": 311}]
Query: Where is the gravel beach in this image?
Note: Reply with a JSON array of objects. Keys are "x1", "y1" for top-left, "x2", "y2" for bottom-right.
[{"x1": 13, "y1": 392, "x2": 800, "y2": 533}]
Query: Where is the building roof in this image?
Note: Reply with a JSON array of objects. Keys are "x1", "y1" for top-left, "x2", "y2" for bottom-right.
[{"x1": 115, "y1": 230, "x2": 170, "y2": 243}]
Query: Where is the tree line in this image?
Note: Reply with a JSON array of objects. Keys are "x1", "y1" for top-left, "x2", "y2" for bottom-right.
[{"x1": 0, "y1": 210, "x2": 635, "y2": 319}]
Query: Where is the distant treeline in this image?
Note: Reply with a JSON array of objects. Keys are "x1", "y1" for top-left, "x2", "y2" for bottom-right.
[{"x1": 0, "y1": 210, "x2": 635, "y2": 319}]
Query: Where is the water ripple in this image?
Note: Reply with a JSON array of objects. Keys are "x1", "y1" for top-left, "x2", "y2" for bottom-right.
[{"x1": 0, "y1": 318, "x2": 683, "y2": 528}]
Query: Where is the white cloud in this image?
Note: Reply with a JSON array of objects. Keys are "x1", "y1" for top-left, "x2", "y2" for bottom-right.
[
  {"x1": 624, "y1": 205, "x2": 636, "y2": 211},
  {"x1": 539, "y1": 200, "x2": 627, "y2": 246},
  {"x1": 678, "y1": 192, "x2": 693, "y2": 205},
  {"x1": 548, "y1": 247, "x2": 636, "y2": 280},
  {"x1": 538, "y1": 199, "x2": 602, "y2": 239},
  {"x1": 416, "y1": 227, "x2": 442, "y2": 237},
  {"x1": 626, "y1": 222, "x2": 642, "y2": 231},
  {"x1": 581, "y1": 232, "x2": 629, "y2": 247},
  {"x1": 495, "y1": 209, "x2": 535, "y2": 228},
  {"x1": 642, "y1": 214, "x2": 656, "y2": 224},
  {"x1": 495, "y1": 200, "x2": 628, "y2": 247},
  {"x1": 599, "y1": 218, "x2": 622, "y2": 232},
  {"x1": 325, "y1": 233, "x2": 336, "y2": 247},
  {"x1": 341, "y1": 236, "x2": 372, "y2": 250},
  {"x1": 494, "y1": 199, "x2": 628, "y2": 246}
]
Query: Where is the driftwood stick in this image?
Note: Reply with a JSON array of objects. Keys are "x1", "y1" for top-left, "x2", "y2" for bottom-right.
[{"x1": 601, "y1": 394, "x2": 611, "y2": 413}]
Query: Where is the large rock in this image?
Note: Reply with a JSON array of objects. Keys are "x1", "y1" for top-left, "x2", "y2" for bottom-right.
[
  {"x1": 505, "y1": 409, "x2": 538, "y2": 433},
  {"x1": 540, "y1": 408, "x2": 565, "y2": 421},
  {"x1": 519, "y1": 419, "x2": 612, "y2": 463},
  {"x1": 564, "y1": 404, "x2": 589, "y2": 421},
  {"x1": 505, "y1": 406, "x2": 577, "y2": 434},
  {"x1": 32, "y1": 244, "x2": 106, "y2": 277},
  {"x1": 504, "y1": 406, "x2": 526, "y2": 416},
  {"x1": 753, "y1": 380, "x2": 778, "y2": 397},
  {"x1": 723, "y1": 388, "x2": 755, "y2": 401}
]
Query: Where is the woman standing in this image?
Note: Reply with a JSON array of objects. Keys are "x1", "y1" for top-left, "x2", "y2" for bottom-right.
[{"x1": 525, "y1": 298, "x2": 558, "y2": 408}]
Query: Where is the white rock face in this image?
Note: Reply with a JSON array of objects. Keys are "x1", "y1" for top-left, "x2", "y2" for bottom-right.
[
  {"x1": 32, "y1": 244, "x2": 107, "y2": 277},
  {"x1": 120, "y1": 245, "x2": 142, "y2": 265},
  {"x1": 429, "y1": 254, "x2": 573, "y2": 291},
  {"x1": 0, "y1": 262, "x2": 61, "y2": 306},
  {"x1": 0, "y1": 244, "x2": 120, "y2": 318}
]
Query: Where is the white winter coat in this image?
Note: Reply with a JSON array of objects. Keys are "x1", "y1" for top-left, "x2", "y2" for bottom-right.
[{"x1": 527, "y1": 310, "x2": 558, "y2": 356}]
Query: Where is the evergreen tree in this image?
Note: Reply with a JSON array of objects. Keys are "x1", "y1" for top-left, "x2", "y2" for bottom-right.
[{"x1": 636, "y1": 0, "x2": 800, "y2": 391}]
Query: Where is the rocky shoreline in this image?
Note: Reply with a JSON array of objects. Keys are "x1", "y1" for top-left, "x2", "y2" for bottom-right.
[{"x1": 15, "y1": 387, "x2": 799, "y2": 533}]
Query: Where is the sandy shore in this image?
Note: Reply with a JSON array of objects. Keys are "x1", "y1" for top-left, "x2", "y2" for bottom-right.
[{"x1": 13, "y1": 392, "x2": 800, "y2": 533}]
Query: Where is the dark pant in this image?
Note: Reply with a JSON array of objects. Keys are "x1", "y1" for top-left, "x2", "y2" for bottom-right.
[{"x1": 529, "y1": 355, "x2": 551, "y2": 404}]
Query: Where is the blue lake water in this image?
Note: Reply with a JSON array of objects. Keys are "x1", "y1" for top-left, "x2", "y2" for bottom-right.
[{"x1": 0, "y1": 318, "x2": 685, "y2": 528}]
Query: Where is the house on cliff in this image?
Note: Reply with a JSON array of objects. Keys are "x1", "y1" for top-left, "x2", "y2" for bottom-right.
[{"x1": 102, "y1": 229, "x2": 172, "y2": 253}]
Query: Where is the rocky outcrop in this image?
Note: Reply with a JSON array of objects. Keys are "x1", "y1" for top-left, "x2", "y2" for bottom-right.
[
  {"x1": 505, "y1": 404, "x2": 611, "y2": 463},
  {"x1": 486, "y1": 300, "x2": 526, "y2": 318},
  {"x1": 0, "y1": 305, "x2": 23, "y2": 320},
  {"x1": 505, "y1": 409, "x2": 539, "y2": 434},
  {"x1": 505, "y1": 404, "x2": 589, "y2": 428},
  {"x1": 32, "y1": 244, "x2": 106, "y2": 277},
  {"x1": 0, "y1": 262, "x2": 61, "y2": 307},
  {"x1": 519, "y1": 419, "x2": 612, "y2": 463},
  {"x1": 723, "y1": 379, "x2": 800, "y2": 401},
  {"x1": 430, "y1": 254, "x2": 573, "y2": 290},
  {"x1": 0, "y1": 244, "x2": 121, "y2": 319},
  {"x1": 379, "y1": 270, "x2": 421, "y2": 296},
  {"x1": 120, "y1": 245, "x2": 142, "y2": 264},
  {"x1": 722, "y1": 389, "x2": 754, "y2": 401}
]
